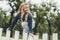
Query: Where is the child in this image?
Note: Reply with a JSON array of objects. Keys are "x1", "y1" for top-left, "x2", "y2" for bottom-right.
[{"x1": 7, "y1": 2, "x2": 35, "y2": 40}]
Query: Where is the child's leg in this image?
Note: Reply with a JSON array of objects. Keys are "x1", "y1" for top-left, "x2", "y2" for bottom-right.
[{"x1": 22, "y1": 26, "x2": 29, "y2": 40}]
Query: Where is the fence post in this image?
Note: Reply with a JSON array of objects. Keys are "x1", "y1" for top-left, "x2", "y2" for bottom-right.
[
  {"x1": 14, "y1": 31, "x2": 19, "y2": 40},
  {"x1": 28, "y1": 34, "x2": 34, "y2": 40},
  {"x1": 52, "y1": 33, "x2": 58, "y2": 40},
  {"x1": 6, "y1": 30, "x2": 11, "y2": 40},
  {"x1": 22, "y1": 32, "x2": 28, "y2": 40},
  {"x1": 33, "y1": 35, "x2": 39, "y2": 40},
  {"x1": 0, "y1": 28, "x2": 3, "y2": 40},
  {"x1": 42, "y1": 33, "x2": 48, "y2": 40}
]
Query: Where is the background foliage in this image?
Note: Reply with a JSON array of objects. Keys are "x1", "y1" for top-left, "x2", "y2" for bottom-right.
[{"x1": 0, "y1": 0, "x2": 60, "y2": 40}]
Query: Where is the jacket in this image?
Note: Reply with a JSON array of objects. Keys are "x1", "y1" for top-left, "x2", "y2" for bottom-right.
[{"x1": 8, "y1": 13, "x2": 32, "y2": 33}]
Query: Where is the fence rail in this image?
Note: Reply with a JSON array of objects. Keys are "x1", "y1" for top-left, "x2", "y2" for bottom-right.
[{"x1": 0, "y1": 28, "x2": 58, "y2": 40}]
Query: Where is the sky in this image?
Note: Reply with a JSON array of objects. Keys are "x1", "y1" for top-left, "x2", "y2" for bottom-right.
[
  {"x1": 0, "y1": 0, "x2": 60, "y2": 10},
  {"x1": 0, "y1": 0, "x2": 60, "y2": 16}
]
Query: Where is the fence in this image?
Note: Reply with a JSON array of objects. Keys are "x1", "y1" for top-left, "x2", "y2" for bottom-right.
[{"x1": 0, "y1": 28, "x2": 58, "y2": 40}]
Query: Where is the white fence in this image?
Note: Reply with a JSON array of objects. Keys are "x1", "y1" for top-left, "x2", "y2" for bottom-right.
[{"x1": 0, "y1": 28, "x2": 58, "y2": 40}]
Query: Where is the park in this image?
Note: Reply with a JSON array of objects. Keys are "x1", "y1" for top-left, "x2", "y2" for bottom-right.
[{"x1": 0, "y1": 0, "x2": 60, "y2": 40}]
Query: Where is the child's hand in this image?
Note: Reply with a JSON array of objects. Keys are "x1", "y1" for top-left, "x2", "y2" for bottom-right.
[
  {"x1": 7, "y1": 27, "x2": 11, "y2": 30},
  {"x1": 21, "y1": 7, "x2": 24, "y2": 14}
]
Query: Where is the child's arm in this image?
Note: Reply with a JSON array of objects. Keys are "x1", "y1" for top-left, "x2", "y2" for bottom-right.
[
  {"x1": 28, "y1": 13, "x2": 32, "y2": 33},
  {"x1": 7, "y1": 14, "x2": 20, "y2": 30}
]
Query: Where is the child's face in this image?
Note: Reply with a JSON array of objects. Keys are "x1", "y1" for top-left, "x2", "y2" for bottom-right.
[{"x1": 23, "y1": 5, "x2": 29, "y2": 13}]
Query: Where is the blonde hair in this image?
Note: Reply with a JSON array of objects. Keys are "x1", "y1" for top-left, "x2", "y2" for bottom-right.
[{"x1": 18, "y1": 2, "x2": 29, "y2": 13}]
